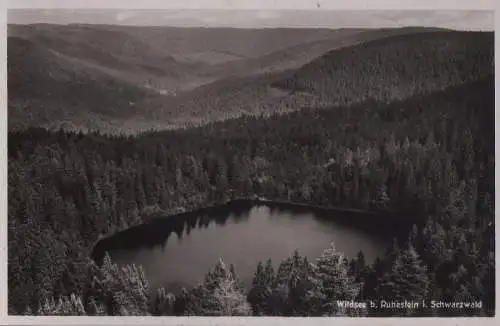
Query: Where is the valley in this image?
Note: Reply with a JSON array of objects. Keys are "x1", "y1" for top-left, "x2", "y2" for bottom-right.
[{"x1": 9, "y1": 25, "x2": 491, "y2": 133}]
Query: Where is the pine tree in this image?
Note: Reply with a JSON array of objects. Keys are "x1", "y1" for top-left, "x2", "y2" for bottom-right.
[
  {"x1": 91, "y1": 253, "x2": 150, "y2": 316},
  {"x1": 375, "y1": 244, "x2": 430, "y2": 316},
  {"x1": 248, "y1": 259, "x2": 275, "y2": 315},
  {"x1": 263, "y1": 259, "x2": 276, "y2": 286},
  {"x1": 271, "y1": 250, "x2": 312, "y2": 316},
  {"x1": 37, "y1": 294, "x2": 86, "y2": 316},
  {"x1": 173, "y1": 288, "x2": 189, "y2": 316},
  {"x1": 306, "y1": 243, "x2": 361, "y2": 316},
  {"x1": 251, "y1": 261, "x2": 266, "y2": 287},
  {"x1": 186, "y1": 259, "x2": 251, "y2": 316},
  {"x1": 212, "y1": 276, "x2": 252, "y2": 316},
  {"x1": 267, "y1": 282, "x2": 289, "y2": 316},
  {"x1": 229, "y1": 263, "x2": 244, "y2": 290},
  {"x1": 421, "y1": 220, "x2": 449, "y2": 272},
  {"x1": 86, "y1": 296, "x2": 107, "y2": 316},
  {"x1": 445, "y1": 180, "x2": 467, "y2": 225},
  {"x1": 349, "y1": 251, "x2": 367, "y2": 287},
  {"x1": 152, "y1": 287, "x2": 176, "y2": 316}
]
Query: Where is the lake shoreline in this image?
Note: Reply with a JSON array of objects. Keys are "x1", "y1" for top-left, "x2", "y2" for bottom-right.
[
  {"x1": 90, "y1": 196, "x2": 423, "y2": 258},
  {"x1": 91, "y1": 196, "x2": 401, "y2": 293}
]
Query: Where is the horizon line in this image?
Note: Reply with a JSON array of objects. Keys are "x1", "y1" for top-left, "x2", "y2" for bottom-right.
[
  {"x1": 7, "y1": 23, "x2": 486, "y2": 32},
  {"x1": 7, "y1": 9, "x2": 493, "y2": 31}
]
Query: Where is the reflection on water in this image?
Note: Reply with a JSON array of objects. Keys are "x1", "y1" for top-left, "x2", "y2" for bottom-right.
[{"x1": 92, "y1": 201, "x2": 400, "y2": 294}]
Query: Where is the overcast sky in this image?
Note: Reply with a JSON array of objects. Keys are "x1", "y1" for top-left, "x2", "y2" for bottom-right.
[{"x1": 7, "y1": 9, "x2": 494, "y2": 30}]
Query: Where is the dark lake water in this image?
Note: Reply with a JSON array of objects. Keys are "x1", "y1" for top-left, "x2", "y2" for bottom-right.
[{"x1": 92, "y1": 200, "x2": 407, "y2": 293}]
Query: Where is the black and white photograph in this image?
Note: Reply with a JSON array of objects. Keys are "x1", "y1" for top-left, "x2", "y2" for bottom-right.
[{"x1": 4, "y1": 0, "x2": 496, "y2": 320}]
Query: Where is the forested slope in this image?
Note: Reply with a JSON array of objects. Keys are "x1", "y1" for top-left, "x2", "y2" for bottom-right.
[
  {"x1": 7, "y1": 24, "x2": 359, "y2": 133},
  {"x1": 8, "y1": 76, "x2": 495, "y2": 316},
  {"x1": 273, "y1": 31, "x2": 493, "y2": 106},
  {"x1": 8, "y1": 27, "x2": 493, "y2": 133},
  {"x1": 7, "y1": 36, "x2": 164, "y2": 131},
  {"x1": 208, "y1": 26, "x2": 445, "y2": 76},
  {"x1": 142, "y1": 30, "x2": 494, "y2": 128}
]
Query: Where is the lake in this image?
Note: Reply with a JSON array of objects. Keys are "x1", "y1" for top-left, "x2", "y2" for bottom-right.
[{"x1": 92, "y1": 200, "x2": 409, "y2": 293}]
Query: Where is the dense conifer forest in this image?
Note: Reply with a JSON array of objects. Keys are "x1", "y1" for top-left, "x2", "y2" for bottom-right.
[
  {"x1": 8, "y1": 73, "x2": 495, "y2": 316},
  {"x1": 8, "y1": 27, "x2": 493, "y2": 133}
]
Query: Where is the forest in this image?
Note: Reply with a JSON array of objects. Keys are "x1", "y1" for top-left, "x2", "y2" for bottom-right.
[
  {"x1": 8, "y1": 74, "x2": 495, "y2": 316},
  {"x1": 8, "y1": 28, "x2": 493, "y2": 134}
]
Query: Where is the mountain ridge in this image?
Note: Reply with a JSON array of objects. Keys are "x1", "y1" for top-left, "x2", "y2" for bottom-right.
[{"x1": 7, "y1": 25, "x2": 494, "y2": 134}]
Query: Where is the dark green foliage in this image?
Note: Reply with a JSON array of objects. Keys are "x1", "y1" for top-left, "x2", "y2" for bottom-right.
[
  {"x1": 274, "y1": 250, "x2": 313, "y2": 316},
  {"x1": 375, "y1": 244, "x2": 430, "y2": 316},
  {"x1": 86, "y1": 297, "x2": 107, "y2": 316},
  {"x1": 36, "y1": 294, "x2": 86, "y2": 316},
  {"x1": 8, "y1": 28, "x2": 493, "y2": 133},
  {"x1": 275, "y1": 31, "x2": 493, "y2": 108},
  {"x1": 7, "y1": 73, "x2": 494, "y2": 316},
  {"x1": 248, "y1": 259, "x2": 275, "y2": 315},
  {"x1": 306, "y1": 243, "x2": 362, "y2": 316},
  {"x1": 184, "y1": 259, "x2": 252, "y2": 316},
  {"x1": 152, "y1": 288, "x2": 176, "y2": 316},
  {"x1": 88, "y1": 253, "x2": 150, "y2": 316}
]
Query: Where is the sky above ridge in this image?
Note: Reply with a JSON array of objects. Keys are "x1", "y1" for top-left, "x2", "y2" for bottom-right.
[{"x1": 8, "y1": 9, "x2": 494, "y2": 31}]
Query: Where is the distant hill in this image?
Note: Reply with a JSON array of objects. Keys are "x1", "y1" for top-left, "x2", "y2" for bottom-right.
[
  {"x1": 92, "y1": 25, "x2": 358, "y2": 64},
  {"x1": 7, "y1": 25, "x2": 494, "y2": 133},
  {"x1": 272, "y1": 31, "x2": 493, "y2": 107},
  {"x1": 8, "y1": 24, "x2": 380, "y2": 132},
  {"x1": 144, "y1": 30, "x2": 494, "y2": 128},
  {"x1": 8, "y1": 24, "x2": 214, "y2": 94},
  {"x1": 7, "y1": 36, "x2": 162, "y2": 131},
  {"x1": 210, "y1": 26, "x2": 448, "y2": 77}
]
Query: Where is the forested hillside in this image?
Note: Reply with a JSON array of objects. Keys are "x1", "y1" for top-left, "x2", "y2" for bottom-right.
[
  {"x1": 7, "y1": 24, "x2": 356, "y2": 131},
  {"x1": 110, "y1": 25, "x2": 352, "y2": 63},
  {"x1": 7, "y1": 36, "x2": 160, "y2": 131},
  {"x1": 273, "y1": 31, "x2": 493, "y2": 106},
  {"x1": 207, "y1": 27, "x2": 445, "y2": 76},
  {"x1": 132, "y1": 30, "x2": 495, "y2": 129},
  {"x1": 8, "y1": 27, "x2": 493, "y2": 133},
  {"x1": 8, "y1": 75, "x2": 495, "y2": 316}
]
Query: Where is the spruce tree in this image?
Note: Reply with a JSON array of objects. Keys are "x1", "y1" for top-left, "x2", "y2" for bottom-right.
[
  {"x1": 375, "y1": 244, "x2": 430, "y2": 316},
  {"x1": 91, "y1": 253, "x2": 150, "y2": 316},
  {"x1": 248, "y1": 259, "x2": 275, "y2": 315},
  {"x1": 152, "y1": 287, "x2": 176, "y2": 316},
  {"x1": 349, "y1": 251, "x2": 367, "y2": 296},
  {"x1": 86, "y1": 296, "x2": 107, "y2": 316},
  {"x1": 263, "y1": 259, "x2": 276, "y2": 286},
  {"x1": 37, "y1": 294, "x2": 86, "y2": 316},
  {"x1": 186, "y1": 258, "x2": 251, "y2": 316},
  {"x1": 306, "y1": 243, "x2": 361, "y2": 316},
  {"x1": 251, "y1": 261, "x2": 266, "y2": 287}
]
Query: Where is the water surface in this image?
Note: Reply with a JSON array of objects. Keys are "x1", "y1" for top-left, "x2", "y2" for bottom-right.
[{"x1": 93, "y1": 201, "x2": 393, "y2": 292}]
